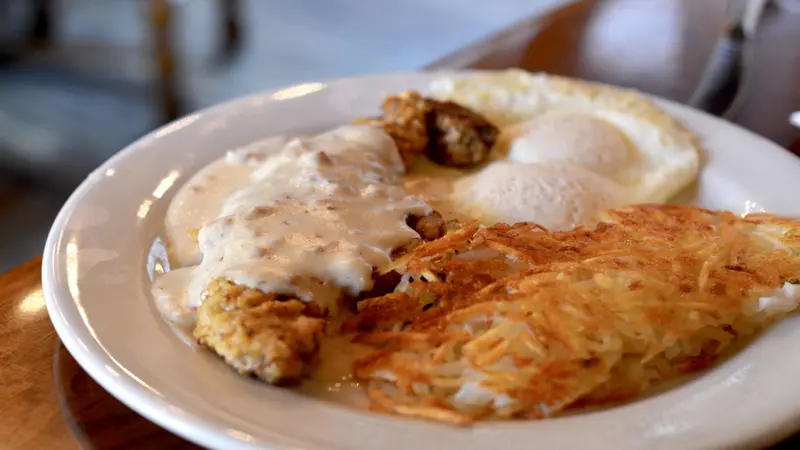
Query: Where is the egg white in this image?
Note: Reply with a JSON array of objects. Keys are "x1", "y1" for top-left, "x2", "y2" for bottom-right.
[
  {"x1": 428, "y1": 70, "x2": 700, "y2": 229},
  {"x1": 452, "y1": 161, "x2": 631, "y2": 230}
]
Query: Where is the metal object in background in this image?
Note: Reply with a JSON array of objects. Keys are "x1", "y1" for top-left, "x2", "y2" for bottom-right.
[
  {"x1": 789, "y1": 112, "x2": 800, "y2": 155},
  {"x1": 687, "y1": 0, "x2": 769, "y2": 119},
  {"x1": 791, "y1": 111, "x2": 800, "y2": 128}
]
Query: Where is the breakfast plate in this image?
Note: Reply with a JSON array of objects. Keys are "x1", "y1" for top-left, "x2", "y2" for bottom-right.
[{"x1": 43, "y1": 71, "x2": 800, "y2": 450}]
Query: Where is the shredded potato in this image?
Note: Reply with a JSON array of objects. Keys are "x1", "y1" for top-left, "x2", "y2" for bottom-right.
[{"x1": 349, "y1": 205, "x2": 800, "y2": 424}]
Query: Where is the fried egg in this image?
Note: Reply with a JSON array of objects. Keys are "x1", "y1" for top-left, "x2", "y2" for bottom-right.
[
  {"x1": 429, "y1": 70, "x2": 700, "y2": 229},
  {"x1": 452, "y1": 161, "x2": 627, "y2": 230}
]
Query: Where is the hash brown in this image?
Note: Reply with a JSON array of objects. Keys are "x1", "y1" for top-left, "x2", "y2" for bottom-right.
[{"x1": 347, "y1": 205, "x2": 800, "y2": 424}]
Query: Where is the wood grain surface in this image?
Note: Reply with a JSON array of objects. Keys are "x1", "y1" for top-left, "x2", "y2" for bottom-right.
[
  {"x1": 1, "y1": 1, "x2": 798, "y2": 448},
  {"x1": 0, "y1": 257, "x2": 196, "y2": 449}
]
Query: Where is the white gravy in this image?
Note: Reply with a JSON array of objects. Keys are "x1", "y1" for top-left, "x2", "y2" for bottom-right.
[
  {"x1": 154, "y1": 125, "x2": 440, "y2": 322},
  {"x1": 296, "y1": 329, "x2": 373, "y2": 407},
  {"x1": 164, "y1": 136, "x2": 292, "y2": 267}
]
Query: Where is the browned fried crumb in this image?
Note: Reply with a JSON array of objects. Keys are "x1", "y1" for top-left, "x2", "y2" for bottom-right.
[
  {"x1": 425, "y1": 99, "x2": 499, "y2": 167},
  {"x1": 406, "y1": 210, "x2": 446, "y2": 241},
  {"x1": 358, "y1": 270, "x2": 404, "y2": 302},
  {"x1": 354, "y1": 92, "x2": 430, "y2": 167},
  {"x1": 354, "y1": 91, "x2": 498, "y2": 168},
  {"x1": 351, "y1": 205, "x2": 800, "y2": 424},
  {"x1": 194, "y1": 279, "x2": 325, "y2": 384}
]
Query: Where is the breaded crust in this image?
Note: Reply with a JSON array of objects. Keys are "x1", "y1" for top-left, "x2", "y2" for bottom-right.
[{"x1": 194, "y1": 280, "x2": 325, "y2": 384}]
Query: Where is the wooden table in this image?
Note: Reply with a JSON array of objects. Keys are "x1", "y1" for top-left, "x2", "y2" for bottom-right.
[{"x1": 2, "y1": 1, "x2": 798, "y2": 448}]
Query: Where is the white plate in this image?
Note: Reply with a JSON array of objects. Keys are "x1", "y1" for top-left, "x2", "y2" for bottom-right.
[{"x1": 43, "y1": 72, "x2": 800, "y2": 450}]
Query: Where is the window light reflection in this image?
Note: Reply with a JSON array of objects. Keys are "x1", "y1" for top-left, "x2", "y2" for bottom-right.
[
  {"x1": 137, "y1": 199, "x2": 153, "y2": 219},
  {"x1": 66, "y1": 239, "x2": 80, "y2": 299},
  {"x1": 18, "y1": 289, "x2": 46, "y2": 315},
  {"x1": 742, "y1": 200, "x2": 766, "y2": 216},
  {"x1": 226, "y1": 429, "x2": 256, "y2": 442},
  {"x1": 105, "y1": 365, "x2": 120, "y2": 378},
  {"x1": 154, "y1": 114, "x2": 200, "y2": 138},
  {"x1": 153, "y1": 170, "x2": 181, "y2": 199},
  {"x1": 271, "y1": 82, "x2": 326, "y2": 100}
]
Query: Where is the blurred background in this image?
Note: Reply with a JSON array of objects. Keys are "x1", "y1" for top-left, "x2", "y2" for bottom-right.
[{"x1": 0, "y1": 0, "x2": 566, "y2": 272}]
